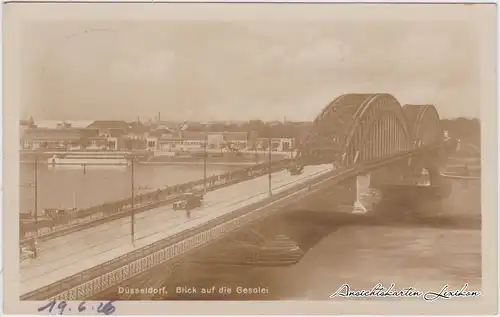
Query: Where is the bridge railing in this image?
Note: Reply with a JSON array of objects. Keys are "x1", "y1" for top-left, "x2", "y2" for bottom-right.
[{"x1": 20, "y1": 158, "x2": 294, "y2": 242}]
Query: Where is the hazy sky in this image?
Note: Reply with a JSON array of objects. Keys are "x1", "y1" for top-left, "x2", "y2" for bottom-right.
[{"x1": 21, "y1": 19, "x2": 480, "y2": 122}]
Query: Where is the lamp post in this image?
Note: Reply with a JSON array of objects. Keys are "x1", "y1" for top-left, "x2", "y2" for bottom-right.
[
  {"x1": 204, "y1": 135, "x2": 208, "y2": 193},
  {"x1": 130, "y1": 156, "x2": 135, "y2": 246},
  {"x1": 268, "y1": 131, "x2": 272, "y2": 197},
  {"x1": 33, "y1": 155, "x2": 38, "y2": 258},
  {"x1": 254, "y1": 139, "x2": 259, "y2": 164}
]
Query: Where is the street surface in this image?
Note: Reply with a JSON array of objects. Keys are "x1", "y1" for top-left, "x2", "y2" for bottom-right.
[{"x1": 20, "y1": 164, "x2": 333, "y2": 295}]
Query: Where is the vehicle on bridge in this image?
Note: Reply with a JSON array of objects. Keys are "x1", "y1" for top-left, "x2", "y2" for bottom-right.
[
  {"x1": 173, "y1": 192, "x2": 204, "y2": 210},
  {"x1": 20, "y1": 246, "x2": 35, "y2": 262},
  {"x1": 20, "y1": 239, "x2": 38, "y2": 262},
  {"x1": 42, "y1": 208, "x2": 77, "y2": 221},
  {"x1": 288, "y1": 164, "x2": 304, "y2": 176}
]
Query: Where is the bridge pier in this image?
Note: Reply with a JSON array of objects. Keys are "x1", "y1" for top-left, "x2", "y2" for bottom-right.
[
  {"x1": 371, "y1": 159, "x2": 452, "y2": 217},
  {"x1": 353, "y1": 175, "x2": 371, "y2": 214},
  {"x1": 375, "y1": 183, "x2": 446, "y2": 217},
  {"x1": 335, "y1": 175, "x2": 374, "y2": 214},
  {"x1": 293, "y1": 175, "x2": 380, "y2": 215}
]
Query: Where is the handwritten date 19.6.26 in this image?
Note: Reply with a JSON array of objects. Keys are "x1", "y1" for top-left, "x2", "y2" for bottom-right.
[{"x1": 37, "y1": 299, "x2": 116, "y2": 315}]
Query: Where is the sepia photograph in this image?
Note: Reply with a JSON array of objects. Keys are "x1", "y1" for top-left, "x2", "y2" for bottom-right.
[{"x1": 2, "y1": 2, "x2": 497, "y2": 315}]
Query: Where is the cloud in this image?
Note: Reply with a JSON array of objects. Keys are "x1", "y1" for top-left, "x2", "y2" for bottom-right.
[
  {"x1": 110, "y1": 50, "x2": 176, "y2": 79},
  {"x1": 276, "y1": 40, "x2": 349, "y2": 71}
]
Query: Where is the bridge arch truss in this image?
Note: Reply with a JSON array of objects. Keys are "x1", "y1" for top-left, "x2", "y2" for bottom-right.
[
  {"x1": 403, "y1": 104, "x2": 444, "y2": 148},
  {"x1": 297, "y1": 93, "x2": 444, "y2": 167}
]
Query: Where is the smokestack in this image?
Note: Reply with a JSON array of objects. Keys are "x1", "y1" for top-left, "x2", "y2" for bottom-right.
[{"x1": 158, "y1": 112, "x2": 161, "y2": 122}]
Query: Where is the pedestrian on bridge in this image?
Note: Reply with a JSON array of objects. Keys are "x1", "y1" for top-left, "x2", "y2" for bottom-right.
[{"x1": 28, "y1": 237, "x2": 39, "y2": 258}]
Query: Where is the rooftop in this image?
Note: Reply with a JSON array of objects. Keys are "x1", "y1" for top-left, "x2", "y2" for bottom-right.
[
  {"x1": 22, "y1": 127, "x2": 103, "y2": 140},
  {"x1": 181, "y1": 131, "x2": 248, "y2": 141},
  {"x1": 35, "y1": 120, "x2": 94, "y2": 129},
  {"x1": 87, "y1": 120, "x2": 130, "y2": 131}
]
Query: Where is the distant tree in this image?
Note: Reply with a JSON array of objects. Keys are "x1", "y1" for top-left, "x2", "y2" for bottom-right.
[
  {"x1": 245, "y1": 120, "x2": 267, "y2": 133},
  {"x1": 225, "y1": 141, "x2": 234, "y2": 150},
  {"x1": 79, "y1": 136, "x2": 89, "y2": 149},
  {"x1": 208, "y1": 123, "x2": 226, "y2": 132},
  {"x1": 185, "y1": 123, "x2": 204, "y2": 132},
  {"x1": 136, "y1": 139, "x2": 147, "y2": 150},
  {"x1": 225, "y1": 124, "x2": 240, "y2": 132},
  {"x1": 269, "y1": 122, "x2": 298, "y2": 139},
  {"x1": 124, "y1": 138, "x2": 133, "y2": 151},
  {"x1": 441, "y1": 117, "x2": 480, "y2": 142}
]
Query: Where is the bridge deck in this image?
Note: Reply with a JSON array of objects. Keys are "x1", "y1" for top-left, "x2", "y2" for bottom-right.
[{"x1": 20, "y1": 164, "x2": 333, "y2": 295}]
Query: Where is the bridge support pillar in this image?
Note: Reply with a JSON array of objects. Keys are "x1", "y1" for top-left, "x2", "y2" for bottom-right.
[
  {"x1": 292, "y1": 175, "x2": 380, "y2": 214},
  {"x1": 375, "y1": 184, "x2": 444, "y2": 217},
  {"x1": 373, "y1": 166, "x2": 452, "y2": 217},
  {"x1": 352, "y1": 175, "x2": 369, "y2": 214},
  {"x1": 302, "y1": 175, "x2": 378, "y2": 214},
  {"x1": 353, "y1": 174, "x2": 380, "y2": 214},
  {"x1": 332, "y1": 177, "x2": 357, "y2": 213}
]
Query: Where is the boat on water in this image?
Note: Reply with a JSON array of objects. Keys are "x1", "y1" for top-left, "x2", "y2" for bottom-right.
[{"x1": 47, "y1": 152, "x2": 130, "y2": 167}]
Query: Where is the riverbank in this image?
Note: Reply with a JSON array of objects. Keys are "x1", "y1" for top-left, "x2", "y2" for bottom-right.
[
  {"x1": 139, "y1": 161, "x2": 258, "y2": 166},
  {"x1": 20, "y1": 150, "x2": 290, "y2": 166},
  {"x1": 20, "y1": 159, "x2": 279, "y2": 167},
  {"x1": 143, "y1": 152, "x2": 288, "y2": 165}
]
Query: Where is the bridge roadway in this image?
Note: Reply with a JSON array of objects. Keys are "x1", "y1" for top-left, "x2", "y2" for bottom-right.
[{"x1": 20, "y1": 164, "x2": 334, "y2": 296}]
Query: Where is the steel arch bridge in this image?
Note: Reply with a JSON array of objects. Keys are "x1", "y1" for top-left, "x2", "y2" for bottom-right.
[{"x1": 296, "y1": 93, "x2": 445, "y2": 167}]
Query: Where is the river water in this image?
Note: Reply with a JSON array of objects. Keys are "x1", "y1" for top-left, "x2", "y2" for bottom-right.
[{"x1": 20, "y1": 163, "x2": 241, "y2": 213}]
